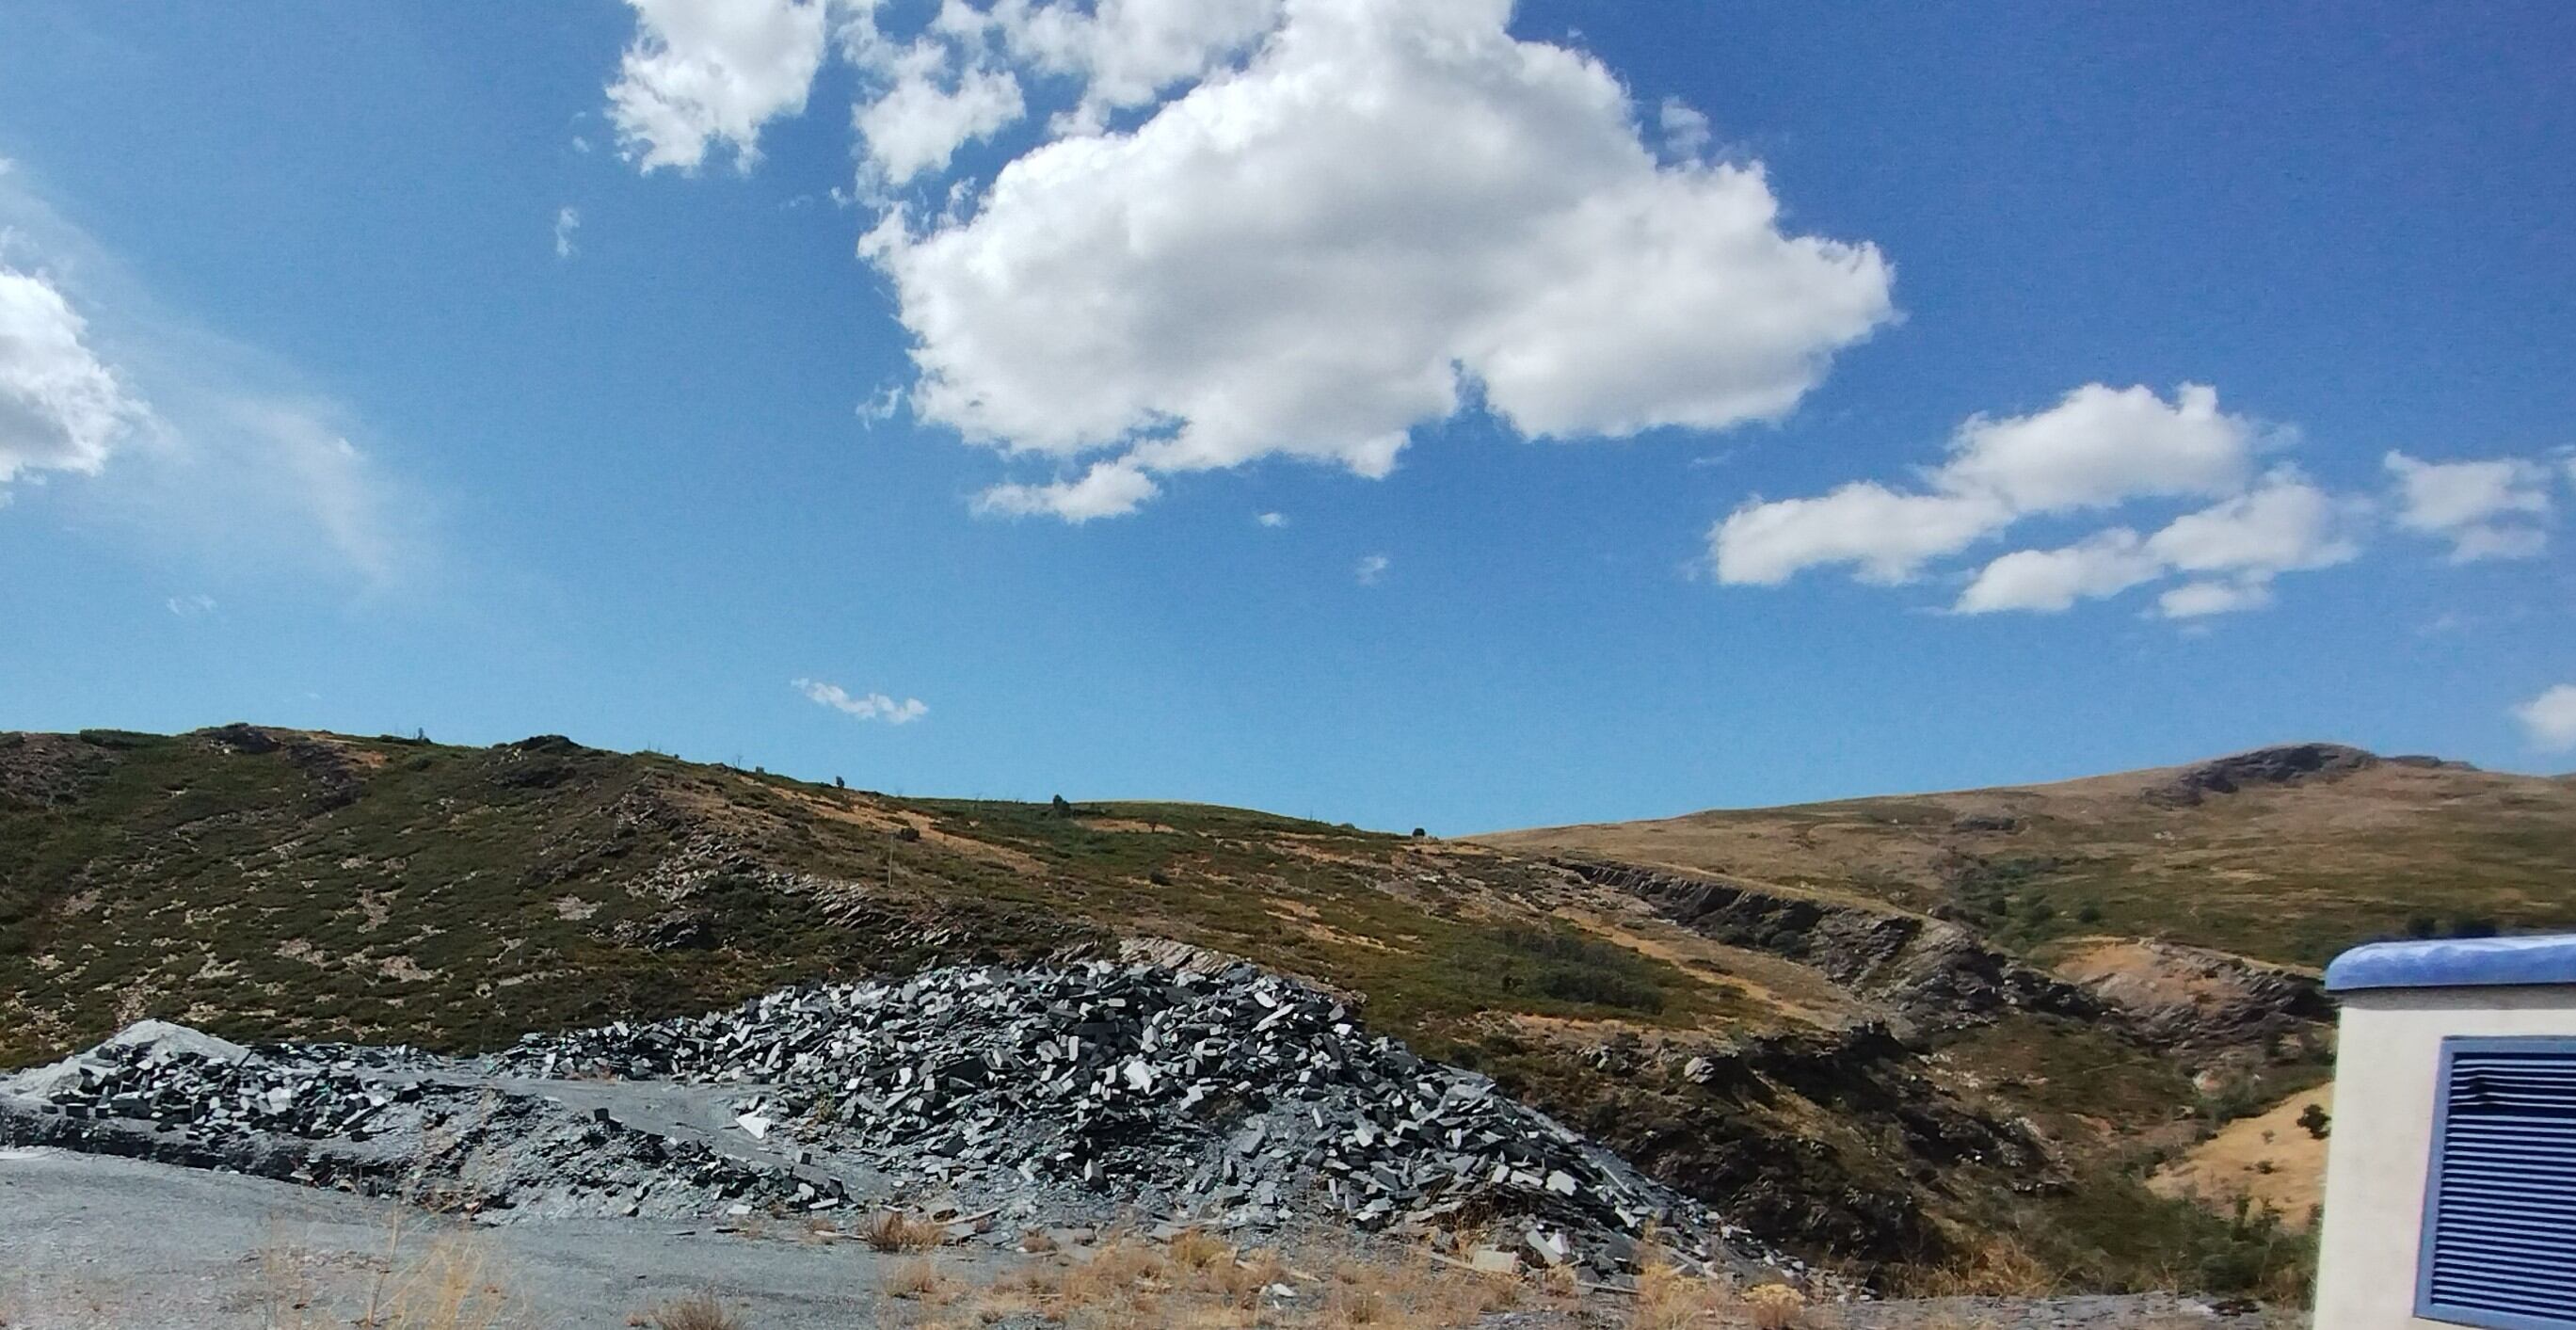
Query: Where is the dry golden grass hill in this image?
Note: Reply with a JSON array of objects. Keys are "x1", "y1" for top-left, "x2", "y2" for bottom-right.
[{"x1": 1474, "y1": 742, "x2": 2576, "y2": 969}]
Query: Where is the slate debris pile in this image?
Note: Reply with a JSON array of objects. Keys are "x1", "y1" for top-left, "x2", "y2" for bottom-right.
[
  {"x1": 3, "y1": 1032, "x2": 844, "y2": 1222},
  {"x1": 35, "y1": 1036, "x2": 416, "y2": 1141},
  {"x1": 494, "y1": 961, "x2": 1753, "y2": 1275},
  {"x1": 0, "y1": 964, "x2": 1774, "y2": 1278},
  {"x1": 397, "y1": 1090, "x2": 854, "y2": 1221}
]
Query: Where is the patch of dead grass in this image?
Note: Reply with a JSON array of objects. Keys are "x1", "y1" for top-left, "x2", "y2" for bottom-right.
[
  {"x1": 883, "y1": 1257, "x2": 959, "y2": 1304},
  {"x1": 646, "y1": 1290, "x2": 743, "y2": 1330},
  {"x1": 859, "y1": 1209, "x2": 949, "y2": 1253}
]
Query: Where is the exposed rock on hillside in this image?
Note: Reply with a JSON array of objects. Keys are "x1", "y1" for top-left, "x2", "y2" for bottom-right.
[
  {"x1": 1558, "y1": 860, "x2": 2095, "y2": 1033},
  {"x1": 2145, "y1": 743, "x2": 2381, "y2": 808},
  {"x1": 2051, "y1": 939, "x2": 2328, "y2": 1051}
]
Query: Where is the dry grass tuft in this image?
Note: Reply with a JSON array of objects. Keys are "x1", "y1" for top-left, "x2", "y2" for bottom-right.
[
  {"x1": 1901, "y1": 1235, "x2": 2056, "y2": 1299},
  {"x1": 648, "y1": 1290, "x2": 744, "y2": 1330},
  {"x1": 376, "y1": 1235, "x2": 518, "y2": 1330},
  {"x1": 883, "y1": 1258, "x2": 958, "y2": 1304},
  {"x1": 1738, "y1": 1282, "x2": 1805, "y2": 1330},
  {"x1": 859, "y1": 1210, "x2": 948, "y2": 1254},
  {"x1": 1166, "y1": 1227, "x2": 1233, "y2": 1272},
  {"x1": 1627, "y1": 1250, "x2": 1726, "y2": 1330}
]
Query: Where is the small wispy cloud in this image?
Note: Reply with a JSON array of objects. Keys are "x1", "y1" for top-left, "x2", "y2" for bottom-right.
[
  {"x1": 856, "y1": 382, "x2": 904, "y2": 428},
  {"x1": 793, "y1": 677, "x2": 927, "y2": 724},
  {"x1": 2516, "y1": 683, "x2": 2576, "y2": 752},
  {"x1": 1354, "y1": 553, "x2": 1390, "y2": 585},
  {"x1": 552, "y1": 206, "x2": 581, "y2": 260},
  {"x1": 1657, "y1": 97, "x2": 1711, "y2": 158},
  {"x1": 1, "y1": 164, "x2": 426, "y2": 591},
  {"x1": 166, "y1": 593, "x2": 216, "y2": 618},
  {"x1": 1255, "y1": 511, "x2": 1288, "y2": 528}
]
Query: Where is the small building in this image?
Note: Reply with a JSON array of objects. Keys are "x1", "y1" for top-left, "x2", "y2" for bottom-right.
[{"x1": 2314, "y1": 936, "x2": 2576, "y2": 1329}]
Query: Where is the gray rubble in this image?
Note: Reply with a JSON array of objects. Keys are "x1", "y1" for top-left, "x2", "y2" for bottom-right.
[
  {"x1": 3, "y1": 962, "x2": 1777, "y2": 1280},
  {"x1": 0, "y1": 1031, "x2": 844, "y2": 1222}
]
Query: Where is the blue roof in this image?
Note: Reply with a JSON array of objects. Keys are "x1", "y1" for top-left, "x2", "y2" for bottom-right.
[{"x1": 2326, "y1": 936, "x2": 2576, "y2": 994}]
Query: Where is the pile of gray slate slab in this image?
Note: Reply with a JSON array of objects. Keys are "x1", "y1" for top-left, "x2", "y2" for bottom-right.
[{"x1": 3, "y1": 964, "x2": 1780, "y2": 1281}]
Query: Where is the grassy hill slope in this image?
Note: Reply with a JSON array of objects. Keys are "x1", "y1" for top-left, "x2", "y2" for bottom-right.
[
  {"x1": 1476, "y1": 743, "x2": 2576, "y2": 969},
  {"x1": 0, "y1": 725, "x2": 1737, "y2": 1063},
  {"x1": 9, "y1": 726, "x2": 2471, "y2": 1300}
]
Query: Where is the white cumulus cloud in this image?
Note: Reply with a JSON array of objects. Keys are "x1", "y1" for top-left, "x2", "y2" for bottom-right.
[
  {"x1": 1354, "y1": 553, "x2": 1389, "y2": 585},
  {"x1": 985, "y1": 0, "x2": 1283, "y2": 135},
  {"x1": 553, "y1": 206, "x2": 582, "y2": 259},
  {"x1": 1955, "y1": 529, "x2": 2163, "y2": 615},
  {"x1": 852, "y1": 41, "x2": 1025, "y2": 184},
  {"x1": 2143, "y1": 471, "x2": 2361, "y2": 577},
  {"x1": 2515, "y1": 684, "x2": 2576, "y2": 752},
  {"x1": 1255, "y1": 510, "x2": 1287, "y2": 527},
  {"x1": 793, "y1": 677, "x2": 929, "y2": 723},
  {"x1": 866, "y1": 0, "x2": 1894, "y2": 517},
  {"x1": 1717, "y1": 484, "x2": 2006, "y2": 586},
  {"x1": 1713, "y1": 387, "x2": 2396, "y2": 620},
  {"x1": 973, "y1": 457, "x2": 1160, "y2": 521},
  {"x1": 608, "y1": 0, "x2": 830, "y2": 172},
  {"x1": 1940, "y1": 383, "x2": 2260, "y2": 512},
  {"x1": 1949, "y1": 472, "x2": 2359, "y2": 617},
  {"x1": 2156, "y1": 579, "x2": 2274, "y2": 619},
  {"x1": 1714, "y1": 383, "x2": 2260, "y2": 587},
  {"x1": 0, "y1": 266, "x2": 147, "y2": 488},
  {"x1": 2384, "y1": 450, "x2": 2555, "y2": 563}
]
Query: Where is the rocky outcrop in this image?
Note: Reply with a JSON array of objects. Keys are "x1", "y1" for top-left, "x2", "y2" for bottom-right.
[
  {"x1": 1556, "y1": 860, "x2": 2097, "y2": 1033},
  {"x1": 2051, "y1": 939, "x2": 2329, "y2": 1050},
  {"x1": 0, "y1": 731, "x2": 115, "y2": 809},
  {"x1": 2144, "y1": 743, "x2": 2379, "y2": 807}
]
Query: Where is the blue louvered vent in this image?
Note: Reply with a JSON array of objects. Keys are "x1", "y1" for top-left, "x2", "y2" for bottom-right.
[{"x1": 2420, "y1": 1040, "x2": 2576, "y2": 1329}]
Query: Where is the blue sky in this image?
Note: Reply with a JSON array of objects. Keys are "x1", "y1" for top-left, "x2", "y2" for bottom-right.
[{"x1": 2, "y1": 1, "x2": 2570, "y2": 833}]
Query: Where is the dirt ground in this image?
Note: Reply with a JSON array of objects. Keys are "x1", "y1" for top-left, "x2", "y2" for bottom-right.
[{"x1": 0, "y1": 1149, "x2": 2297, "y2": 1330}]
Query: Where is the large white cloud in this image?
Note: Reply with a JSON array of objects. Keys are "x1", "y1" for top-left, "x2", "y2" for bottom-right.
[
  {"x1": 608, "y1": 0, "x2": 830, "y2": 172},
  {"x1": 1715, "y1": 383, "x2": 2260, "y2": 587},
  {"x1": 862, "y1": 0, "x2": 1894, "y2": 518},
  {"x1": 2384, "y1": 450, "x2": 2554, "y2": 563},
  {"x1": 0, "y1": 266, "x2": 144, "y2": 488}
]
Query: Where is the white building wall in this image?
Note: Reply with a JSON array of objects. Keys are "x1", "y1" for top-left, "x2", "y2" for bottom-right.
[{"x1": 2312, "y1": 985, "x2": 2576, "y2": 1330}]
